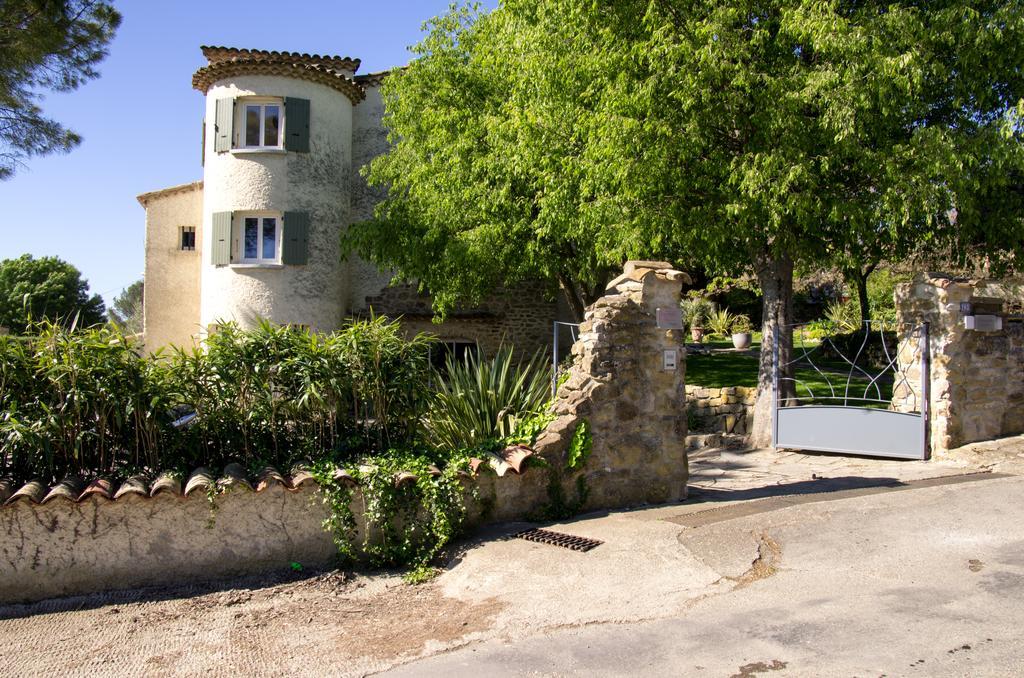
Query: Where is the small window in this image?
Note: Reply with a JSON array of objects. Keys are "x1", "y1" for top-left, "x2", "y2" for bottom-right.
[
  {"x1": 242, "y1": 100, "x2": 283, "y2": 149},
  {"x1": 180, "y1": 226, "x2": 196, "y2": 251},
  {"x1": 234, "y1": 213, "x2": 280, "y2": 264}
]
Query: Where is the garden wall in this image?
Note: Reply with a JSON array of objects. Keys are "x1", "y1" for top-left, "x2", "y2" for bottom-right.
[
  {"x1": 0, "y1": 465, "x2": 551, "y2": 604},
  {"x1": 0, "y1": 261, "x2": 689, "y2": 604},
  {"x1": 685, "y1": 385, "x2": 756, "y2": 435},
  {"x1": 894, "y1": 273, "x2": 1024, "y2": 451}
]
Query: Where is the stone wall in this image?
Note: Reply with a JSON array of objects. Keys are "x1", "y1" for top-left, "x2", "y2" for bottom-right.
[
  {"x1": 895, "y1": 273, "x2": 1024, "y2": 451},
  {"x1": 360, "y1": 281, "x2": 565, "y2": 358},
  {"x1": 685, "y1": 385, "x2": 756, "y2": 435},
  {"x1": 533, "y1": 261, "x2": 690, "y2": 507}
]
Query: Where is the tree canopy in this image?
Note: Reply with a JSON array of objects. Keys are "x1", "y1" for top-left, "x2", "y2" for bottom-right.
[
  {"x1": 0, "y1": 0, "x2": 121, "y2": 179},
  {"x1": 347, "y1": 0, "x2": 1024, "y2": 442},
  {"x1": 108, "y1": 279, "x2": 143, "y2": 335},
  {"x1": 0, "y1": 254, "x2": 106, "y2": 332}
]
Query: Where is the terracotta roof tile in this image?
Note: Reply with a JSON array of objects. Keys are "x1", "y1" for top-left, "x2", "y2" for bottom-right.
[
  {"x1": 0, "y1": 478, "x2": 14, "y2": 504},
  {"x1": 150, "y1": 472, "x2": 181, "y2": 497},
  {"x1": 192, "y1": 46, "x2": 365, "y2": 104},
  {"x1": 8, "y1": 479, "x2": 47, "y2": 505},
  {"x1": 220, "y1": 463, "x2": 253, "y2": 491},
  {"x1": 80, "y1": 477, "x2": 115, "y2": 501},
  {"x1": 255, "y1": 466, "x2": 287, "y2": 492},
  {"x1": 333, "y1": 468, "x2": 357, "y2": 486},
  {"x1": 289, "y1": 468, "x2": 317, "y2": 490},
  {"x1": 114, "y1": 475, "x2": 148, "y2": 500},
  {"x1": 184, "y1": 468, "x2": 215, "y2": 496},
  {"x1": 42, "y1": 477, "x2": 85, "y2": 504},
  {"x1": 200, "y1": 46, "x2": 360, "y2": 72},
  {"x1": 0, "y1": 446, "x2": 539, "y2": 511}
]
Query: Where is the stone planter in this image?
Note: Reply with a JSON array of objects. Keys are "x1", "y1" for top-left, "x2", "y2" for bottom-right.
[
  {"x1": 731, "y1": 332, "x2": 752, "y2": 350},
  {"x1": 691, "y1": 326, "x2": 706, "y2": 342}
]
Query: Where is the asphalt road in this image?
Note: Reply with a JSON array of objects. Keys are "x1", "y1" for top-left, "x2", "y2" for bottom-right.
[{"x1": 382, "y1": 474, "x2": 1024, "y2": 677}]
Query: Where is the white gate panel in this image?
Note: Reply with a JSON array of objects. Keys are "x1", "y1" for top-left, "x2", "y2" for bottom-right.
[{"x1": 775, "y1": 406, "x2": 925, "y2": 460}]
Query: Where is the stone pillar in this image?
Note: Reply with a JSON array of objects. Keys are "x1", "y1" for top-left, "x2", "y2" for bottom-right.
[
  {"x1": 535, "y1": 261, "x2": 690, "y2": 507},
  {"x1": 895, "y1": 273, "x2": 1024, "y2": 452}
]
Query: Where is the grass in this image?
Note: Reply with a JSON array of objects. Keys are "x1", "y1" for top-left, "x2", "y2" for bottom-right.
[{"x1": 686, "y1": 352, "x2": 893, "y2": 406}]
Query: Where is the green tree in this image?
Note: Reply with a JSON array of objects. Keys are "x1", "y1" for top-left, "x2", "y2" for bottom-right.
[
  {"x1": 0, "y1": 0, "x2": 121, "y2": 179},
  {"x1": 0, "y1": 254, "x2": 106, "y2": 332},
  {"x1": 348, "y1": 1, "x2": 1024, "y2": 445},
  {"x1": 108, "y1": 279, "x2": 143, "y2": 334}
]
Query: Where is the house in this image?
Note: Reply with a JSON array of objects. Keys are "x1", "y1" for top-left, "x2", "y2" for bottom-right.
[{"x1": 138, "y1": 46, "x2": 567, "y2": 357}]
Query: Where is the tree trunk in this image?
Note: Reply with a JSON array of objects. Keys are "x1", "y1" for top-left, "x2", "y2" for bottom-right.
[
  {"x1": 750, "y1": 254, "x2": 795, "y2": 448},
  {"x1": 844, "y1": 262, "x2": 876, "y2": 325},
  {"x1": 556, "y1": 271, "x2": 588, "y2": 322}
]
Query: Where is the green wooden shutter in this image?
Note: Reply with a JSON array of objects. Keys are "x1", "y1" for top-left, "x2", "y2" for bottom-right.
[
  {"x1": 211, "y1": 212, "x2": 232, "y2": 265},
  {"x1": 284, "y1": 98, "x2": 310, "y2": 152},
  {"x1": 214, "y1": 98, "x2": 234, "y2": 152},
  {"x1": 282, "y1": 212, "x2": 309, "y2": 265}
]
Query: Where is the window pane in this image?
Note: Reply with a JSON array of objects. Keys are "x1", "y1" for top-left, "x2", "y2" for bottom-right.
[
  {"x1": 245, "y1": 105, "x2": 261, "y2": 146},
  {"x1": 262, "y1": 218, "x2": 276, "y2": 260},
  {"x1": 244, "y1": 217, "x2": 258, "y2": 259},
  {"x1": 264, "y1": 105, "x2": 280, "y2": 146}
]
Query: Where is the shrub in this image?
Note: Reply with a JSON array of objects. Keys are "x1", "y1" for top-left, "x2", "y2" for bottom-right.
[
  {"x1": 423, "y1": 346, "x2": 552, "y2": 454},
  {"x1": 731, "y1": 314, "x2": 752, "y2": 333},
  {"x1": 0, "y1": 317, "x2": 436, "y2": 482}
]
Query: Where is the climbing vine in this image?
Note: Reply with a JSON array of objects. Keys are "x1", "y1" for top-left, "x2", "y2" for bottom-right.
[
  {"x1": 532, "y1": 418, "x2": 592, "y2": 521},
  {"x1": 313, "y1": 452, "x2": 473, "y2": 583}
]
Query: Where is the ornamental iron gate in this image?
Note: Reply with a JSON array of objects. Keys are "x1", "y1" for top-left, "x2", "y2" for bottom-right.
[{"x1": 772, "y1": 321, "x2": 930, "y2": 460}]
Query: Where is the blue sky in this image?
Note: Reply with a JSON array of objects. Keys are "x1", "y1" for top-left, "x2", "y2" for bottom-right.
[{"x1": 0, "y1": 0, "x2": 496, "y2": 308}]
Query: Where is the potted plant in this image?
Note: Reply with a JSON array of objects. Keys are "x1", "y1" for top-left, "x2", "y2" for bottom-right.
[
  {"x1": 681, "y1": 296, "x2": 714, "y2": 343},
  {"x1": 731, "y1": 314, "x2": 753, "y2": 350}
]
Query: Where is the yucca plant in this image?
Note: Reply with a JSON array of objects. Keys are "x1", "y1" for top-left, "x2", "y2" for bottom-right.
[
  {"x1": 423, "y1": 346, "x2": 552, "y2": 454},
  {"x1": 707, "y1": 307, "x2": 735, "y2": 337},
  {"x1": 824, "y1": 300, "x2": 861, "y2": 333}
]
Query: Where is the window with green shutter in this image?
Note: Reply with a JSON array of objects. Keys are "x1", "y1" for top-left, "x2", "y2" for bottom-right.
[
  {"x1": 282, "y1": 212, "x2": 310, "y2": 265},
  {"x1": 284, "y1": 98, "x2": 310, "y2": 153},
  {"x1": 214, "y1": 98, "x2": 234, "y2": 152},
  {"x1": 211, "y1": 211, "x2": 232, "y2": 265}
]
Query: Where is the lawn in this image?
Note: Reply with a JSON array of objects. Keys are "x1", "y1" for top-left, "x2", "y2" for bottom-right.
[{"x1": 686, "y1": 349, "x2": 893, "y2": 406}]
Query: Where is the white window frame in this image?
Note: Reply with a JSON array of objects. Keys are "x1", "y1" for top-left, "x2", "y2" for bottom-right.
[
  {"x1": 233, "y1": 211, "x2": 282, "y2": 265},
  {"x1": 238, "y1": 97, "x2": 284, "y2": 150}
]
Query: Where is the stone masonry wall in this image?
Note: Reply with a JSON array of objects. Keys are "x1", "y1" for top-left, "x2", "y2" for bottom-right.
[
  {"x1": 685, "y1": 385, "x2": 756, "y2": 434},
  {"x1": 894, "y1": 273, "x2": 1024, "y2": 451},
  {"x1": 360, "y1": 281, "x2": 562, "y2": 358},
  {"x1": 533, "y1": 261, "x2": 690, "y2": 507}
]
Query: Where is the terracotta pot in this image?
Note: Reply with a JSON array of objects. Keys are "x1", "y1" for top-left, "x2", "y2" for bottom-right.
[
  {"x1": 691, "y1": 327, "x2": 706, "y2": 342},
  {"x1": 732, "y1": 332, "x2": 752, "y2": 350}
]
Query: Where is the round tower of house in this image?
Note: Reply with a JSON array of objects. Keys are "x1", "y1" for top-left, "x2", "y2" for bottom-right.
[{"x1": 193, "y1": 47, "x2": 364, "y2": 333}]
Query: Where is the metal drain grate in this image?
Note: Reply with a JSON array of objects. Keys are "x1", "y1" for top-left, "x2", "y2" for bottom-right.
[{"x1": 515, "y1": 528, "x2": 603, "y2": 552}]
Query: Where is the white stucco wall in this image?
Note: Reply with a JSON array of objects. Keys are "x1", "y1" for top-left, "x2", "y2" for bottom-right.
[
  {"x1": 200, "y1": 75, "x2": 353, "y2": 332},
  {"x1": 140, "y1": 183, "x2": 204, "y2": 352},
  {"x1": 348, "y1": 81, "x2": 396, "y2": 311}
]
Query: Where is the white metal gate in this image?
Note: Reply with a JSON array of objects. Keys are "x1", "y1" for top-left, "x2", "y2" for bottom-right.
[{"x1": 772, "y1": 322, "x2": 930, "y2": 460}]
